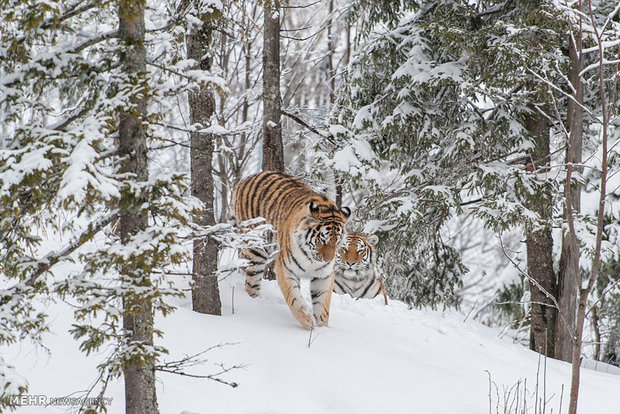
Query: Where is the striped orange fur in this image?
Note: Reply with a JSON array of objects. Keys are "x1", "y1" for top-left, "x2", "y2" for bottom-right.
[{"x1": 232, "y1": 171, "x2": 351, "y2": 329}]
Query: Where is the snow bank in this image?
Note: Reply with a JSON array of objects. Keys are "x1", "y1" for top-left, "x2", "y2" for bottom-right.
[{"x1": 5, "y1": 274, "x2": 619, "y2": 414}]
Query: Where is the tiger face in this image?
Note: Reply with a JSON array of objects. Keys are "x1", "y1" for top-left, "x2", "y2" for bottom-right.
[
  {"x1": 303, "y1": 199, "x2": 351, "y2": 262},
  {"x1": 337, "y1": 232, "x2": 379, "y2": 272}
]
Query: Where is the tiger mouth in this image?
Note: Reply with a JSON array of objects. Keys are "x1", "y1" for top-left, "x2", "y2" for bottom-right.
[{"x1": 338, "y1": 264, "x2": 366, "y2": 271}]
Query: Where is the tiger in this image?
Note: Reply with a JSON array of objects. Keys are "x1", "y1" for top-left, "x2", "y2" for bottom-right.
[
  {"x1": 231, "y1": 171, "x2": 351, "y2": 329},
  {"x1": 334, "y1": 232, "x2": 387, "y2": 301}
]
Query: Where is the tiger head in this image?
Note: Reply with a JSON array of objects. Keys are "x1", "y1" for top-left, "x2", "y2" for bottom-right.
[
  {"x1": 336, "y1": 232, "x2": 379, "y2": 272},
  {"x1": 300, "y1": 198, "x2": 351, "y2": 262}
]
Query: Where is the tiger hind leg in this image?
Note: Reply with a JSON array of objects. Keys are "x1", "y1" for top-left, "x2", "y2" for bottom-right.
[
  {"x1": 311, "y1": 274, "x2": 335, "y2": 327},
  {"x1": 275, "y1": 256, "x2": 314, "y2": 329},
  {"x1": 242, "y1": 247, "x2": 268, "y2": 297}
]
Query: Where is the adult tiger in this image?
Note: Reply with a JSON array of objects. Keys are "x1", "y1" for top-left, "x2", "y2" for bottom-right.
[
  {"x1": 334, "y1": 232, "x2": 387, "y2": 302},
  {"x1": 232, "y1": 171, "x2": 351, "y2": 329}
]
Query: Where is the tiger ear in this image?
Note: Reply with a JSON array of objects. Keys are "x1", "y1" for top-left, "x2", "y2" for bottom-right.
[
  {"x1": 367, "y1": 234, "x2": 379, "y2": 246},
  {"x1": 340, "y1": 206, "x2": 351, "y2": 218},
  {"x1": 309, "y1": 200, "x2": 320, "y2": 214}
]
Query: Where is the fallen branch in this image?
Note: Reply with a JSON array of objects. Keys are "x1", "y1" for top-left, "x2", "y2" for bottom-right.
[{"x1": 155, "y1": 343, "x2": 245, "y2": 388}]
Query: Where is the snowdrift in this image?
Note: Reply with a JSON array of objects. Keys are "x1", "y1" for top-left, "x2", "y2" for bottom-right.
[{"x1": 5, "y1": 274, "x2": 620, "y2": 414}]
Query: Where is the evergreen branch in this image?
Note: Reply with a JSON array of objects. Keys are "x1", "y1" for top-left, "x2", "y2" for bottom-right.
[
  {"x1": 281, "y1": 110, "x2": 338, "y2": 146},
  {"x1": 72, "y1": 30, "x2": 119, "y2": 54},
  {"x1": 57, "y1": 1, "x2": 100, "y2": 24},
  {"x1": 15, "y1": 1, "x2": 103, "y2": 44},
  {"x1": 476, "y1": 1, "x2": 512, "y2": 18},
  {"x1": 2, "y1": 31, "x2": 119, "y2": 90},
  {"x1": 25, "y1": 212, "x2": 119, "y2": 287},
  {"x1": 50, "y1": 106, "x2": 91, "y2": 131}
]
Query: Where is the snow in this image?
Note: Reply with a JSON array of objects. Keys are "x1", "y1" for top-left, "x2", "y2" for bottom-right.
[{"x1": 4, "y1": 273, "x2": 619, "y2": 414}]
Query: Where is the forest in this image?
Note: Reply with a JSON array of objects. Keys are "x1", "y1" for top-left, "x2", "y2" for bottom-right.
[{"x1": 1, "y1": 0, "x2": 620, "y2": 413}]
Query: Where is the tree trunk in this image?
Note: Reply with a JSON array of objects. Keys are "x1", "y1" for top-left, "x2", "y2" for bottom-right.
[
  {"x1": 524, "y1": 107, "x2": 557, "y2": 357},
  {"x1": 118, "y1": 1, "x2": 158, "y2": 413},
  {"x1": 556, "y1": 32, "x2": 584, "y2": 362},
  {"x1": 262, "y1": 0, "x2": 284, "y2": 172},
  {"x1": 326, "y1": 0, "x2": 342, "y2": 207},
  {"x1": 261, "y1": 0, "x2": 283, "y2": 281},
  {"x1": 592, "y1": 305, "x2": 601, "y2": 361},
  {"x1": 569, "y1": 2, "x2": 609, "y2": 407},
  {"x1": 188, "y1": 14, "x2": 222, "y2": 316}
]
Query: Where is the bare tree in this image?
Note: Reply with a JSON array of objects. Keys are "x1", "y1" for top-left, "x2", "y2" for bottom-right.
[
  {"x1": 118, "y1": 1, "x2": 158, "y2": 412},
  {"x1": 262, "y1": 0, "x2": 285, "y2": 172},
  {"x1": 567, "y1": 1, "x2": 618, "y2": 412},
  {"x1": 213, "y1": 0, "x2": 262, "y2": 222},
  {"x1": 188, "y1": 7, "x2": 222, "y2": 315}
]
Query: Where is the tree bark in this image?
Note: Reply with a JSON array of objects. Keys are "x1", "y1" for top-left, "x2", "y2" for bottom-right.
[
  {"x1": 262, "y1": 0, "x2": 284, "y2": 172},
  {"x1": 556, "y1": 32, "x2": 584, "y2": 362},
  {"x1": 524, "y1": 107, "x2": 557, "y2": 358},
  {"x1": 188, "y1": 14, "x2": 222, "y2": 315},
  {"x1": 569, "y1": 2, "x2": 609, "y2": 409},
  {"x1": 326, "y1": 0, "x2": 343, "y2": 207},
  {"x1": 118, "y1": 1, "x2": 158, "y2": 413},
  {"x1": 592, "y1": 305, "x2": 601, "y2": 361}
]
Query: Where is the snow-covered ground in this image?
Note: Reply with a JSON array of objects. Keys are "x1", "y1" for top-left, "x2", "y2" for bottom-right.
[{"x1": 5, "y1": 273, "x2": 620, "y2": 414}]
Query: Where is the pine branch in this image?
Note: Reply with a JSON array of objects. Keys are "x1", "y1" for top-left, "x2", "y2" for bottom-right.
[
  {"x1": 15, "y1": 1, "x2": 103, "y2": 45},
  {"x1": 50, "y1": 106, "x2": 92, "y2": 131},
  {"x1": 72, "y1": 30, "x2": 119, "y2": 54},
  {"x1": 25, "y1": 212, "x2": 118, "y2": 287}
]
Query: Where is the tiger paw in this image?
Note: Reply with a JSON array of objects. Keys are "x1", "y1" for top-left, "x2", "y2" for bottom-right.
[
  {"x1": 245, "y1": 281, "x2": 260, "y2": 298},
  {"x1": 296, "y1": 307, "x2": 314, "y2": 329}
]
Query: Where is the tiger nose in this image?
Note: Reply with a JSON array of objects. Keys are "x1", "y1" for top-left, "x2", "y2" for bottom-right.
[{"x1": 346, "y1": 261, "x2": 355, "y2": 266}]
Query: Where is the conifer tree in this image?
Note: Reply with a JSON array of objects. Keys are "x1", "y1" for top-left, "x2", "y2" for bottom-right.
[
  {"x1": 324, "y1": 0, "x2": 566, "y2": 311},
  {"x1": 0, "y1": 0, "x2": 216, "y2": 409},
  {"x1": 117, "y1": 1, "x2": 158, "y2": 412}
]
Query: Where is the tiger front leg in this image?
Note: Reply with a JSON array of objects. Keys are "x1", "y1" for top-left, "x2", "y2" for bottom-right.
[
  {"x1": 275, "y1": 256, "x2": 314, "y2": 329},
  {"x1": 242, "y1": 247, "x2": 268, "y2": 298},
  {"x1": 311, "y1": 273, "x2": 335, "y2": 327}
]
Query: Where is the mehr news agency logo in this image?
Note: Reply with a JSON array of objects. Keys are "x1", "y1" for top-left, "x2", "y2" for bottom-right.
[{"x1": 5, "y1": 394, "x2": 113, "y2": 407}]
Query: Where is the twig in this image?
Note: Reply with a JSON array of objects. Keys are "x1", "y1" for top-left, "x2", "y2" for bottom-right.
[
  {"x1": 307, "y1": 325, "x2": 319, "y2": 348},
  {"x1": 497, "y1": 231, "x2": 574, "y2": 342},
  {"x1": 155, "y1": 343, "x2": 244, "y2": 388},
  {"x1": 281, "y1": 110, "x2": 338, "y2": 146}
]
